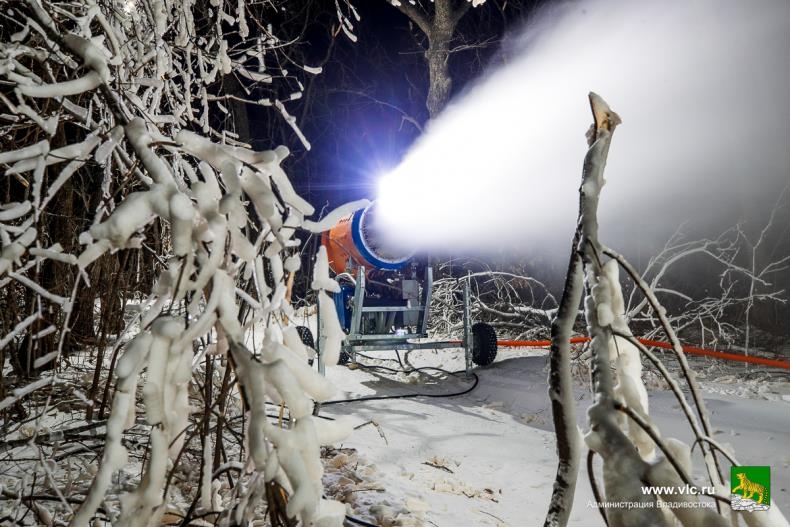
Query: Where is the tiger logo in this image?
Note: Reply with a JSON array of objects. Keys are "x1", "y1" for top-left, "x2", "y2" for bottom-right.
[{"x1": 732, "y1": 472, "x2": 766, "y2": 504}]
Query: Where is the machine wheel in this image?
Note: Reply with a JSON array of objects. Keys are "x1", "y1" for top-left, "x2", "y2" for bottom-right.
[
  {"x1": 295, "y1": 326, "x2": 315, "y2": 348},
  {"x1": 471, "y1": 322, "x2": 497, "y2": 366},
  {"x1": 338, "y1": 351, "x2": 351, "y2": 365},
  {"x1": 296, "y1": 326, "x2": 315, "y2": 365}
]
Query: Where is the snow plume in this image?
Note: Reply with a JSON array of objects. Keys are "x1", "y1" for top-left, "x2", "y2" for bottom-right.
[{"x1": 376, "y1": 0, "x2": 790, "y2": 256}]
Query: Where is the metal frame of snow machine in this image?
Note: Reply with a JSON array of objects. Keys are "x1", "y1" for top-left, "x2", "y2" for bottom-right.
[{"x1": 315, "y1": 265, "x2": 498, "y2": 376}]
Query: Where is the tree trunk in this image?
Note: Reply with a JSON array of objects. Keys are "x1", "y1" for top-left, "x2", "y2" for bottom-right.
[
  {"x1": 386, "y1": 0, "x2": 468, "y2": 119},
  {"x1": 425, "y1": 1, "x2": 454, "y2": 118},
  {"x1": 224, "y1": 74, "x2": 252, "y2": 145},
  {"x1": 425, "y1": 37, "x2": 452, "y2": 118}
]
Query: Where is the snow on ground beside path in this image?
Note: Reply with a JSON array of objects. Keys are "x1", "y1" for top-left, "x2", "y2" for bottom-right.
[
  {"x1": 323, "y1": 364, "x2": 567, "y2": 525},
  {"x1": 320, "y1": 345, "x2": 790, "y2": 526},
  {"x1": 2, "y1": 318, "x2": 786, "y2": 525}
]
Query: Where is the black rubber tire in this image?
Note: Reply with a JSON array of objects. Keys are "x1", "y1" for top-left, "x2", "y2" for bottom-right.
[
  {"x1": 471, "y1": 322, "x2": 498, "y2": 366},
  {"x1": 338, "y1": 351, "x2": 351, "y2": 365},
  {"x1": 295, "y1": 326, "x2": 315, "y2": 348},
  {"x1": 296, "y1": 326, "x2": 315, "y2": 365}
]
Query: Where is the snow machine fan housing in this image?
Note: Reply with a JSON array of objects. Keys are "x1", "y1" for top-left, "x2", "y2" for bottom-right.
[{"x1": 322, "y1": 201, "x2": 413, "y2": 274}]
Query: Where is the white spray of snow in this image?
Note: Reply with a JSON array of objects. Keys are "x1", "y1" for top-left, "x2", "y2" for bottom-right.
[{"x1": 375, "y1": 0, "x2": 790, "y2": 256}]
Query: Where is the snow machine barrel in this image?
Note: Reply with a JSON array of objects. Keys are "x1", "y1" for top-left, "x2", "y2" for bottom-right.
[{"x1": 322, "y1": 201, "x2": 412, "y2": 274}]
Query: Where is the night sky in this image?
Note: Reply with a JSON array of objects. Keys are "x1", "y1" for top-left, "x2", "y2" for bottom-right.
[{"x1": 264, "y1": 1, "x2": 533, "y2": 210}]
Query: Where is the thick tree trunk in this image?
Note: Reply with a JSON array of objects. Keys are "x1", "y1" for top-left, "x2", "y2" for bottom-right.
[
  {"x1": 425, "y1": 34, "x2": 452, "y2": 118},
  {"x1": 425, "y1": 1, "x2": 454, "y2": 118},
  {"x1": 386, "y1": 0, "x2": 471, "y2": 119}
]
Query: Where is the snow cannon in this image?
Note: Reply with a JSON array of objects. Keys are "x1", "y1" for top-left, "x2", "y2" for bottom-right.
[
  {"x1": 313, "y1": 201, "x2": 498, "y2": 377},
  {"x1": 322, "y1": 202, "x2": 413, "y2": 275}
]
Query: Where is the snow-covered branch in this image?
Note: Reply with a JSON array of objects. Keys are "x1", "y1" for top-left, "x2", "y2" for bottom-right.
[
  {"x1": 1, "y1": 0, "x2": 352, "y2": 524},
  {"x1": 545, "y1": 93, "x2": 789, "y2": 527},
  {"x1": 430, "y1": 262, "x2": 557, "y2": 339}
]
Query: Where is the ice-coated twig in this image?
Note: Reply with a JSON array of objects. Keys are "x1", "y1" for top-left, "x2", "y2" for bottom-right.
[
  {"x1": 544, "y1": 214, "x2": 584, "y2": 527},
  {"x1": 612, "y1": 401, "x2": 730, "y2": 506},
  {"x1": 1, "y1": 1, "x2": 353, "y2": 524},
  {"x1": 603, "y1": 248, "x2": 725, "y2": 490},
  {"x1": 546, "y1": 93, "x2": 790, "y2": 527},
  {"x1": 573, "y1": 93, "x2": 668, "y2": 526},
  {"x1": 611, "y1": 330, "x2": 708, "y2": 448}
]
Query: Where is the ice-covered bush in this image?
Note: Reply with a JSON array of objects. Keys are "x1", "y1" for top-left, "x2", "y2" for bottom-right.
[
  {"x1": 545, "y1": 94, "x2": 788, "y2": 527},
  {"x1": 0, "y1": 0, "x2": 353, "y2": 524}
]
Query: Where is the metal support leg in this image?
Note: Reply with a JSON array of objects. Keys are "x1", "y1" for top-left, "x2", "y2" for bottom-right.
[
  {"x1": 317, "y1": 293, "x2": 325, "y2": 376},
  {"x1": 463, "y1": 280, "x2": 472, "y2": 377}
]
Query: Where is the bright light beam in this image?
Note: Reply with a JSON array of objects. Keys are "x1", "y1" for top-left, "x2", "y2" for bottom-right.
[{"x1": 374, "y1": 0, "x2": 790, "y2": 258}]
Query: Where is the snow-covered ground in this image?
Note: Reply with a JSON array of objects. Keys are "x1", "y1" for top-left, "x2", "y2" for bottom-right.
[
  {"x1": 318, "y1": 345, "x2": 790, "y2": 526},
  {"x1": 2, "y1": 319, "x2": 786, "y2": 526}
]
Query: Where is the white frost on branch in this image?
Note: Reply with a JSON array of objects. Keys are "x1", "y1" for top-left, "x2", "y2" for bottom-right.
[
  {"x1": 302, "y1": 198, "x2": 370, "y2": 233},
  {"x1": 0, "y1": 0, "x2": 348, "y2": 524},
  {"x1": 313, "y1": 247, "x2": 343, "y2": 366},
  {"x1": 595, "y1": 260, "x2": 653, "y2": 459}
]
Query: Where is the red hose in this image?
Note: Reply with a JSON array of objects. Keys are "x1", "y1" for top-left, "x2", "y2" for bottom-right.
[{"x1": 491, "y1": 337, "x2": 790, "y2": 370}]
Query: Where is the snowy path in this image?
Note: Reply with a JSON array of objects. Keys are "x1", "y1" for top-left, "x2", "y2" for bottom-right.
[{"x1": 322, "y1": 348, "x2": 790, "y2": 526}]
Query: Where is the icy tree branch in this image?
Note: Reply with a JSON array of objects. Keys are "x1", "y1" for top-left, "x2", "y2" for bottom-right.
[
  {"x1": 545, "y1": 93, "x2": 790, "y2": 527},
  {"x1": 1, "y1": 0, "x2": 351, "y2": 524}
]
